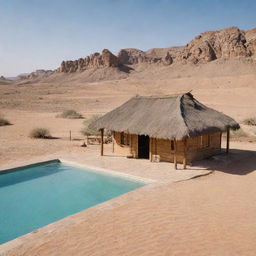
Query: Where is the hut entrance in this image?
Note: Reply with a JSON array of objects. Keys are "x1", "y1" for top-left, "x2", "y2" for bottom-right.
[{"x1": 138, "y1": 135, "x2": 149, "y2": 159}]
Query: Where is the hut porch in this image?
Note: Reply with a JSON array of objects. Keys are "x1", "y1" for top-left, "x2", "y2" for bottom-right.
[{"x1": 107, "y1": 131, "x2": 225, "y2": 169}]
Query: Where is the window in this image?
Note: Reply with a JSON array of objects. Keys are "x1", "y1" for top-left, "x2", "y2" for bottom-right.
[
  {"x1": 200, "y1": 135, "x2": 210, "y2": 148},
  {"x1": 120, "y1": 132, "x2": 130, "y2": 146}
]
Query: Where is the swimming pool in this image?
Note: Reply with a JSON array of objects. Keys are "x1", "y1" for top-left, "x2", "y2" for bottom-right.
[{"x1": 0, "y1": 160, "x2": 145, "y2": 244}]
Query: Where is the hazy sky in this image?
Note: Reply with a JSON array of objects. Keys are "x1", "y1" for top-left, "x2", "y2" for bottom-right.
[{"x1": 1, "y1": 0, "x2": 255, "y2": 76}]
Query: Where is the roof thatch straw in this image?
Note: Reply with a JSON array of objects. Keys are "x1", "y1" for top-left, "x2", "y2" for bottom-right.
[{"x1": 89, "y1": 93, "x2": 240, "y2": 140}]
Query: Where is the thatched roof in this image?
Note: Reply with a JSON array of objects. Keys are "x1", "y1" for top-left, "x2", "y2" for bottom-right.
[{"x1": 89, "y1": 93, "x2": 240, "y2": 140}]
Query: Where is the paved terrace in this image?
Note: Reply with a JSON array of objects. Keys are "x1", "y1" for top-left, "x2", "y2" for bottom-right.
[{"x1": 0, "y1": 144, "x2": 211, "y2": 183}]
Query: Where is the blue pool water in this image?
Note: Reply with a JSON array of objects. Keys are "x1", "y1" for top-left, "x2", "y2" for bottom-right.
[{"x1": 0, "y1": 161, "x2": 145, "y2": 244}]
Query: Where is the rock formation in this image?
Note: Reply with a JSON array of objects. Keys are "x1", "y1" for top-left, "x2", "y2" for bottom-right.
[
  {"x1": 56, "y1": 26, "x2": 256, "y2": 73},
  {"x1": 117, "y1": 48, "x2": 162, "y2": 64},
  {"x1": 58, "y1": 49, "x2": 118, "y2": 73},
  {"x1": 245, "y1": 28, "x2": 256, "y2": 57},
  {"x1": 181, "y1": 27, "x2": 251, "y2": 64}
]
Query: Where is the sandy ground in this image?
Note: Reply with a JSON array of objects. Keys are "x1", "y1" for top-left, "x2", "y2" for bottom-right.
[
  {"x1": 0, "y1": 73, "x2": 256, "y2": 255},
  {"x1": 0, "y1": 140, "x2": 256, "y2": 256}
]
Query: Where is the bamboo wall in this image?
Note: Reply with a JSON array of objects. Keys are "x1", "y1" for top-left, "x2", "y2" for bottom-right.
[
  {"x1": 113, "y1": 131, "x2": 138, "y2": 157},
  {"x1": 150, "y1": 138, "x2": 185, "y2": 163},
  {"x1": 186, "y1": 132, "x2": 222, "y2": 162},
  {"x1": 112, "y1": 131, "x2": 222, "y2": 164},
  {"x1": 150, "y1": 132, "x2": 221, "y2": 164}
]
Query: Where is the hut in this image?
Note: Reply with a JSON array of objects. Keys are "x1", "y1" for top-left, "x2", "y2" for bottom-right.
[{"x1": 89, "y1": 93, "x2": 239, "y2": 169}]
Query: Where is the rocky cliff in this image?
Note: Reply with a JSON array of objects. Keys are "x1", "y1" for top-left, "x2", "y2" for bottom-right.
[
  {"x1": 56, "y1": 26, "x2": 256, "y2": 73},
  {"x1": 57, "y1": 49, "x2": 118, "y2": 73},
  {"x1": 182, "y1": 26, "x2": 254, "y2": 64}
]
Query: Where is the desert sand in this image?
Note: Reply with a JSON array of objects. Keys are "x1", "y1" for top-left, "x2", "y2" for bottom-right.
[{"x1": 1, "y1": 57, "x2": 256, "y2": 256}]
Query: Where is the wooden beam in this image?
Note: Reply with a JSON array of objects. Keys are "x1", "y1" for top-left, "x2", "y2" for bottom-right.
[
  {"x1": 112, "y1": 131, "x2": 114, "y2": 153},
  {"x1": 149, "y1": 137, "x2": 152, "y2": 162},
  {"x1": 100, "y1": 129, "x2": 104, "y2": 156},
  {"x1": 174, "y1": 139, "x2": 177, "y2": 170},
  {"x1": 226, "y1": 127, "x2": 230, "y2": 154},
  {"x1": 183, "y1": 138, "x2": 187, "y2": 169},
  {"x1": 130, "y1": 134, "x2": 133, "y2": 157}
]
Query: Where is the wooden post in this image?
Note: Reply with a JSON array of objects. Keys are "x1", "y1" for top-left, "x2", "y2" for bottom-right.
[
  {"x1": 129, "y1": 134, "x2": 133, "y2": 157},
  {"x1": 69, "y1": 130, "x2": 72, "y2": 141},
  {"x1": 100, "y1": 129, "x2": 104, "y2": 156},
  {"x1": 183, "y1": 138, "x2": 187, "y2": 169},
  {"x1": 149, "y1": 138, "x2": 152, "y2": 162},
  {"x1": 112, "y1": 131, "x2": 114, "y2": 153},
  {"x1": 226, "y1": 127, "x2": 230, "y2": 154},
  {"x1": 174, "y1": 139, "x2": 177, "y2": 170}
]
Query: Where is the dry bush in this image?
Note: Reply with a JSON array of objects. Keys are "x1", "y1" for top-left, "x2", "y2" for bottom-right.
[
  {"x1": 81, "y1": 115, "x2": 102, "y2": 136},
  {"x1": 0, "y1": 114, "x2": 11, "y2": 126},
  {"x1": 230, "y1": 128, "x2": 248, "y2": 137},
  {"x1": 57, "y1": 109, "x2": 83, "y2": 119},
  {"x1": 243, "y1": 117, "x2": 256, "y2": 126},
  {"x1": 81, "y1": 115, "x2": 112, "y2": 145},
  {"x1": 30, "y1": 128, "x2": 51, "y2": 139}
]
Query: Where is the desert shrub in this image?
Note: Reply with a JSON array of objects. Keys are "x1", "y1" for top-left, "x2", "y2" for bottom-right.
[
  {"x1": 30, "y1": 128, "x2": 51, "y2": 139},
  {"x1": 230, "y1": 128, "x2": 248, "y2": 137},
  {"x1": 57, "y1": 109, "x2": 83, "y2": 119},
  {"x1": 81, "y1": 115, "x2": 102, "y2": 136},
  {"x1": 81, "y1": 114, "x2": 112, "y2": 138},
  {"x1": 0, "y1": 114, "x2": 11, "y2": 126},
  {"x1": 81, "y1": 127, "x2": 100, "y2": 137},
  {"x1": 243, "y1": 117, "x2": 256, "y2": 126}
]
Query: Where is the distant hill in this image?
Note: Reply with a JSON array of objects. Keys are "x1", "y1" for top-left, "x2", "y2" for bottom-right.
[
  {"x1": 0, "y1": 75, "x2": 13, "y2": 85},
  {"x1": 18, "y1": 70, "x2": 53, "y2": 80},
  {"x1": 56, "y1": 26, "x2": 256, "y2": 72},
  {"x1": 15, "y1": 26, "x2": 256, "y2": 83}
]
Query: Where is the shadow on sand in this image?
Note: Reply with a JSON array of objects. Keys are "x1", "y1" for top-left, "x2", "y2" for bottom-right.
[
  {"x1": 194, "y1": 148, "x2": 256, "y2": 175},
  {"x1": 44, "y1": 136, "x2": 60, "y2": 140}
]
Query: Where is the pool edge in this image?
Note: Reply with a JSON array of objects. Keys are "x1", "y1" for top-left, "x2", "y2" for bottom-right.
[
  {"x1": 0, "y1": 158, "x2": 155, "y2": 184},
  {"x1": 0, "y1": 159, "x2": 61, "y2": 174}
]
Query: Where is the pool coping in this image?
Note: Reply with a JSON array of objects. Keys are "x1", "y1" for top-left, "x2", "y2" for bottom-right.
[
  {"x1": 0, "y1": 158, "x2": 155, "y2": 184},
  {"x1": 0, "y1": 159, "x2": 61, "y2": 175}
]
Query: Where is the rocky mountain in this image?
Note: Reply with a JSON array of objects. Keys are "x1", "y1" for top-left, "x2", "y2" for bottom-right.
[
  {"x1": 57, "y1": 49, "x2": 119, "y2": 73},
  {"x1": 56, "y1": 27, "x2": 256, "y2": 74},
  {"x1": 18, "y1": 69, "x2": 53, "y2": 80}
]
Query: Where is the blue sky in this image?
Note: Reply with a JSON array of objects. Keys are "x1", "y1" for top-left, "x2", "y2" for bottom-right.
[{"x1": 0, "y1": 0, "x2": 255, "y2": 76}]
